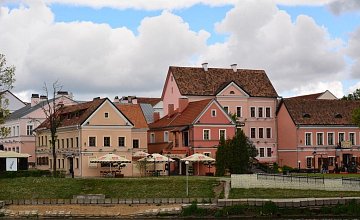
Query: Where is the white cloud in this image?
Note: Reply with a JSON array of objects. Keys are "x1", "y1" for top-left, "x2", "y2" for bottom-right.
[
  {"x1": 346, "y1": 27, "x2": 360, "y2": 79},
  {"x1": 328, "y1": 0, "x2": 360, "y2": 15},
  {"x1": 200, "y1": 0, "x2": 346, "y2": 95},
  {"x1": 0, "y1": 3, "x2": 209, "y2": 100},
  {"x1": 290, "y1": 81, "x2": 344, "y2": 98}
]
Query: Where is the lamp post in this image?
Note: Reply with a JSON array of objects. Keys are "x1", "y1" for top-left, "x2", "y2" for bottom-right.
[
  {"x1": 185, "y1": 161, "x2": 189, "y2": 197},
  {"x1": 167, "y1": 153, "x2": 171, "y2": 176},
  {"x1": 312, "y1": 151, "x2": 316, "y2": 174},
  {"x1": 298, "y1": 160, "x2": 301, "y2": 172}
]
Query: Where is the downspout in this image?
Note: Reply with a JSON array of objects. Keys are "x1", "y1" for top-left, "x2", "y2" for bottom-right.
[{"x1": 78, "y1": 124, "x2": 82, "y2": 177}]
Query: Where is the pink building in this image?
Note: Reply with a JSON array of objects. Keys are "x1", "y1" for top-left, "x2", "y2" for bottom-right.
[
  {"x1": 277, "y1": 92, "x2": 360, "y2": 172},
  {"x1": 161, "y1": 64, "x2": 279, "y2": 163},
  {"x1": 148, "y1": 98, "x2": 236, "y2": 175}
]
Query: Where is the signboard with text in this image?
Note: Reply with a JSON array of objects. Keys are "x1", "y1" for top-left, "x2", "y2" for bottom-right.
[{"x1": 6, "y1": 158, "x2": 17, "y2": 171}]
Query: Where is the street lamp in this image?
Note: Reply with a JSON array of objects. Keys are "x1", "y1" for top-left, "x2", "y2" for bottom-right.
[
  {"x1": 298, "y1": 160, "x2": 301, "y2": 172},
  {"x1": 312, "y1": 151, "x2": 316, "y2": 174},
  {"x1": 185, "y1": 161, "x2": 189, "y2": 197},
  {"x1": 166, "y1": 153, "x2": 171, "y2": 176}
]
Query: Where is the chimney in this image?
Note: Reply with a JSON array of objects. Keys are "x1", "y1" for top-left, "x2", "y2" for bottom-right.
[
  {"x1": 153, "y1": 112, "x2": 160, "y2": 122},
  {"x1": 31, "y1": 94, "x2": 40, "y2": 107},
  {"x1": 56, "y1": 91, "x2": 73, "y2": 100},
  {"x1": 114, "y1": 96, "x2": 119, "y2": 103},
  {"x1": 231, "y1": 64, "x2": 237, "y2": 72},
  {"x1": 40, "y1": 95, "x2": 47, "y2": 100},
  {"x1": 202, "y1": 62, "x2": 208, "y2": 71},
  {"x1": 93, "y1": 97, "x2": 100, "y2": 100},
  {"x1": 168, "y1": 104, "x2": 174, "y2": 116},
  {"x1": 178, "y1": 97, "x2": 188, "y2": 113}
]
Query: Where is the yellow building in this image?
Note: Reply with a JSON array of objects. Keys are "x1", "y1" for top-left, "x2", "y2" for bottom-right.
[{"x1": 35, "y1": 97, "x2": 148, "y2": 177}]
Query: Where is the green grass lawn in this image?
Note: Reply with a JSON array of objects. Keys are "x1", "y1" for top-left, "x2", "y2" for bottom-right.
[
  {"x1": 0, "y1": 176, "x2": 219, "y2": 200},
  {"x1": 229, "y1": 188, "x2": 360, "y2": 199}
]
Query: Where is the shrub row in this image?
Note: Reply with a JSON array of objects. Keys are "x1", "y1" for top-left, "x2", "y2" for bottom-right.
[{"x1": 0, "y1": 170, "x2": 65, "y2": 178}]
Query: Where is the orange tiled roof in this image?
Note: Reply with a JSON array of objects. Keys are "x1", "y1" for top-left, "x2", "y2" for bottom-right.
[
  {"x1": 149, "y1": 99, "x2": 212, "y2": 129},
  {"x1": 115, "y1": 103, "x2": 148, "y2": 129},
  {"x1": 168, "y1": 66, "x2": 278, "y2": 97},
  {"x1": 283, "y1": 98, "x2": 360, "y2": 125}
]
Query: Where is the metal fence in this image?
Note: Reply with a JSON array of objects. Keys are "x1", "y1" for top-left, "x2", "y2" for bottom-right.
[
  {"x1": 257, "y1": 173, "x2": 325, "y2": 184},
  {"x1": 342, "y1": 177, "x2": 360, "y2": 186}
]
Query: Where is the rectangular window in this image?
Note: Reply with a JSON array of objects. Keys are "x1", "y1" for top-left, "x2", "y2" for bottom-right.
[
  {"x1": 250, "y1": 128, "x2": 256, "y2": 139},
  {"x1": 219, "y1": 129, "x2": 226, "y2": 140},
  {"x1": 305, "y1": 133, "x2": 312, "y2": 146},
  {"x1": 265, "y1": 107, "x2": 271, "y2": 118},
  {"x1": 57, "y1": 159, "x2": 61, "y2": 169},
  {"x1": 350, "y1": 133, "x2": 356, "y2": 145},
  {"x1": 26, "y1": 125, "x2": 33, "y2": 136},
  {"x1": 104, "y1": 112, "x2": 109, "y2": 118},
  {"x1": 327, "y1": 132, "x2": 334, "y2": 145},
  {"x1": 61, "y1": 139, "x2": 64, "y2": 148},
  {"x1": 316, "y1": 133, "x2": 324, "y2": 145},
  {"x1": 266, "y1": 128, "x2": 271, "y2": 138},
  {"x1": 75, "y1": 158, "x2": 79, "y2": 169},
  {"x1": 236, "y1": 106, "x2": 241, "y2": 117},
  {"x1": 16, "y1": 147, "x2": 19, "y2": 153},
  {"x1": 70, "y1": 138, "x2": 73, "y2": 148},
  {"x1": 104, "y1": 137, "x2": 110, "y2": 147},
  {"x1": 133, "y1": 139, "x2": 139, "y2": 148},
  {"x1": 267, "y1": 148, "x2": 272, "y2": 157},
  {"x1": 250, "y1": 107, "x2": 256, "y2": 118},
  {"x1": 338, "y1": 132, "x2": 345, "y2": 144},
  {"x1": 45, "y1": 136, "x2": 48, "y2": 146},
  {"x1": 16, "y1": 126, "x2": 19, "y2": 136},
  {"x1": 211, "y1": 109, "x2": 216, "y2": 117},
  {"x1": 258, "y1": 107, "x2": 263, "y2": 118},
  {"x1": 62, "y1": 159, "x2": 65, "y2": 169},
  {"x1": 259, "y1": 148, "x2": 265, "y2": 157},
  {"x1": 118, "y1": 137, "x2": 125, "y2": 147},
  {"x1": 258, "y1": 128, "x2": 264, "y2": 138},
  {"x1": 57, "y1": 139, "x2": 60, "y2": 149},
  {"x1": 76, "y1": 137, "x2": 79, "y2": 148},
  {"x1": 223, "y1": 106, "x2": 229, "y2": 114},
  {"x1": 150, "y1": 133, "x2": 155, "y2": 143},
  {"x1": 41, "y1": 136, "x2": 44, "y2": 146},
  {"x1": 203, "y1": 129, "x2": 210, "y2": 140},
  {"x1": 306, "y1": 157, "x2": 313, "y2": 168},
  {"x1": 89, "y1": 137, "x2": 96, "y2": 147},
  {"x1": 38, "y1": 137, "x2": 41, "y2": 146},
  {"x1": 66, "y1": 138, "x2": 69, "y2": 148},
  {"x1": 164, "y1": 131, "x2": 169, "y2": 142}
]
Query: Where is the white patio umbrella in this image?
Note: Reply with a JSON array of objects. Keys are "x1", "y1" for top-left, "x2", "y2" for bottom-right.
[
  {"x1": 138, "y1": 153, "x2": 174, "y2": 175},
  {"x1": 90, "y1": 153, "x2": 131, "y2": 171},
  {"x1": 181, "y1": 153, "x2": 215, "y2": 175},
  {"x1": 132, "y1": 150, "x2": 149, "y2": 158}
]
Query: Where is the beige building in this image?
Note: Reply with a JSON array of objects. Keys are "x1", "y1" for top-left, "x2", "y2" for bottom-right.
[{"x1": 35, "y1": 97, "x2": 148, "y2": 177}]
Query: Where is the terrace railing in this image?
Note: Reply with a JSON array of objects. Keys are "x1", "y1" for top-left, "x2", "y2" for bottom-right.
[{"x1": 257, "y1": 173, "x2": 325, "y2": 185}]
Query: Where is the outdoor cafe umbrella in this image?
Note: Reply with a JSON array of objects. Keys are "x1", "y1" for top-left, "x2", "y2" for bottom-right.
[
  {"x1": 90, "y1": 153, "x2": 131, "y2": 171},
  {"x1": 132, "y1": 150, "x2": 149, "y2": 158},
  {"x1": 181, "y1": 153, "x2": 215, "y2": 175},
  {"x1": 138, "y1": 153, "x2": 174, "y2": 174}
]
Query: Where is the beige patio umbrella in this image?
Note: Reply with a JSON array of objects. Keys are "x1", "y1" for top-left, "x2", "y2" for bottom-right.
[
  {"x1": 132, "y1": 150, "x2": 149, "y2": 158},
  {"x1": 138, "y1": 153, "x2": 174, "y2": 175},
  {"x1": 181, "y1": 153, "x2": 215, "y2": 175},
  {"x1": 90, "y1": 153, "x2": 131, "y2": 171}
]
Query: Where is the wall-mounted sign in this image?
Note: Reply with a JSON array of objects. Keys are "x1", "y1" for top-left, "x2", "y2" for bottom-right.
[
  {"x1": 341, "y1": 141, "x2": 352, "y2": 148},
  {"x1": 6, "y1": 158, "x2": 17, "y2": 171}
]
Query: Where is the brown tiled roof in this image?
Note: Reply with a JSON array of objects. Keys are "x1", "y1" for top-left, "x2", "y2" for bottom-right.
[
  {"x1": 288, "y1": 92, "x2": 324, "y2": 100},
  {"x1": 137, "y1": 97, "x2": 161, "y2": 106},
  {"x1": 115, "y1": 103, "x2": 148, "y2": 129},
  {"x1": 149, "y1": 99, "x2": 213, "y2": 129},
  {"x1": 283, "y1": 98, "x2": 360, "y2": 125},
  {"x1": 37, "y1": 98, "x2": 106, "y2": 129},
  {"x1": 167, "y1": 66, "x2": 278, "y2": 97}
]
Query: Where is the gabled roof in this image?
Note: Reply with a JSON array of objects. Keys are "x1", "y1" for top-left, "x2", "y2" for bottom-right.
[
  {"x1": 6, "y1": 96, "x2": 76, "y2": 121},
  {"x1": 282, "y1": 98, "x2": 360, "y2": 125},
  {"x1": 164, "y1": 66, "x2": 278, "y2": 98},
  {"x1": 0, "y1": 90, "x2": 26, "y2": 105},
  {"x1": 288, "y1": 90, "x2": 337, "y2": 100},
  {"x1": 149, "y1": 99, "x2": 231, "y2": 129},
  {"x1": 37, "y1": 98, "x2": 106, "y2": 129},
  {"x1": 115, "y1": 103, "x2": 148, "y2": 129},
  {"x1": 137, "y1": 97, "x2": 161, "y2": 106}
]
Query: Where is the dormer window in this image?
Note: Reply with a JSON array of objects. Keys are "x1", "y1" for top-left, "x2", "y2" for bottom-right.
[
  {"x1": 303, "y1": 113, "x2": 311, "y2": 118},
  {"x1": 335, "y1": 113, "x2": 342, "y2": 118},
  {"x1": 230, "y1": 91, "x2": 235, "y2": 94}
]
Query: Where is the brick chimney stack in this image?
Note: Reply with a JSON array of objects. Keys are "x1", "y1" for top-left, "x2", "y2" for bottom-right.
[
  {"x1": 153, "y1": 112, "x2": 160, "y2": 122},
  {"x1": 178, "y1": 97, "x2": 188, "y2": 113},
  {"x1": 168, "y1": 104, "x2": 175, "y2": 116}
]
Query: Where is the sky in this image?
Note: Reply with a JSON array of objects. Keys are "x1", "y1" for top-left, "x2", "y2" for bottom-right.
[{"x1": 0, "y1": 0, "x2": 360, "y2": 102}]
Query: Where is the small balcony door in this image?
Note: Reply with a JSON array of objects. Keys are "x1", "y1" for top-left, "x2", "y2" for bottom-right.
[{"x1": 183, "y1": 131, "x2": 189, "y2": 147}]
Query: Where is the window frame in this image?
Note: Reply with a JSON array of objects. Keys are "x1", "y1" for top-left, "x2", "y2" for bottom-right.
[
  {"x1": 219, "y1": 129, "x2": 226, "y2": 140},
  {"x1": 203, "y1": 129, "x2": 210, "y2": 140},
  {"x1": 89, "y1": 136, "x2": 96, "y2": 147},
  {"x1": 349, "y1": 132, "x2": 356, "y2": 145},
  {"x1": 103, "y1": 136, "x2": 111, "y2": 147},
  {"x1": 316, "y1": 132, "x2": 324, "y2": 146},
  {"x1": 133, "y1": 139, "x2": 140, "y2": 148},
  {"x1": 258, "y1": 127, "x2": 264, "y2": 139},
  {"x1": 26, "y1": 125, "x2": 33, "y2": 136},
  {"x1": 250, "y1": 107, "x2": 256, "y2": 118},
  {"x1": 150, "y1": 133, "x2": 155, "y2": 143},
  {"x1": 164, "y1": 131, "x2": 169, "y2": 142},
  {"x1": 266, "y1": 127, "x2": 272, "y2": 139},
  {"x1": 327, "y1": 132, "x2": 334, "y2": 146},
  {"x1": 250, "y1": 127, "x2": 256, "y2": 139},
  {"x1": 236, "y1": 106, "x2": 242, "y2": 118},
  {"x1": 223, "y1": 106, "x2": 229, "y2": 114},
  {"x1": 265, "y1": 107, "x2": 271, "y2": 118},
  {"x1": 104, "y1": 112, "x2": 109, "y2": 118},
  {"x1": 259, "y1": 148, "x2": 265, "y2": 157},
  {"x1": 305, "y1": 132, "x2": 312, "y2": 146},
  {"x1": 258, "y1": 107, "x2": 263, "y2": 118},
  {"x1": 211, "y1": 109, "x2": 217, "y2": 117},
  {"x1": 266, "y1": 147, "x2": 272, "y2": 157},
  {"x1": 118, "y1": 136, "x2": 125, "y2": 147},
  {"x1": 338, "y1": 132, "x2": 345, "y2": 144}
]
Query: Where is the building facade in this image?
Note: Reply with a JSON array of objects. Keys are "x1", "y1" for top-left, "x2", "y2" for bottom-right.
[
  {"x1": 160, "y1": 64, "x2": 279, "y2": 163},
  {"x1": 277, "y1": 94, "x2": 360, "y2": 172},
  {"x1": 35, "y1": 98, "x2": 148, "y2": 177}
]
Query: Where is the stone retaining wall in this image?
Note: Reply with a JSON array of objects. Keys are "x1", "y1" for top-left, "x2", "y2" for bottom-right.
[
  {"x1": 231, "y1": 174, "x2": 360, "y2": 191},
  {"x1": 3, "y1": 198, "x2": 216, "y2": 206}
]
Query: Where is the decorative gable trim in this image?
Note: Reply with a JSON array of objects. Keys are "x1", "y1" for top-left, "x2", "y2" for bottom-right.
[
  {"x1": 81, "y1": 98, "x2": 134, "y2": 127},
  {"x1": 192, "y1": 99, "x2": 235, "y2": 125},
  {"x1": 215, "y1": 81, "x2": 250, "y2": 97}
]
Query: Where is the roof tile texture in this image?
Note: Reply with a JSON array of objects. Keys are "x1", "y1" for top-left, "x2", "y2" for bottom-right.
[
  {"x1": 170, "y1": 66, "x2": 278, "y2": 97},
  {"x1": 115, "y1": 103, "x2": 148, "y2": 129},
  {"x1": 284, "y1": 98, "x2": 360, "y2": 125}
]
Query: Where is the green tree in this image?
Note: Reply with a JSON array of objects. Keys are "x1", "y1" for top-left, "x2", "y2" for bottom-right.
[
  {"x1": 342, "y1": 88, "x2": 360, "y2": 100},
  {"x1": 215, "y1": 136, "x2": 227, "y2": 176},
  {"x1": 352, "y1": 107, "x2": 360, "y2": 128},
  {"x1": 0, "y1": 54, "x2": 16, "y2": 137}
]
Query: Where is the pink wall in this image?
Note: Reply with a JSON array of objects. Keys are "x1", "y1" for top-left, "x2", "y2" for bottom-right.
[{"x1": 162, "y1": 72, "x2": 182, "y2": 116}]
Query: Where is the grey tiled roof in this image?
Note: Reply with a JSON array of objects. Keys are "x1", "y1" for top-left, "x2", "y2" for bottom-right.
[{"x1": 140, "y1": 103, "x2": 155, "y2": 124}]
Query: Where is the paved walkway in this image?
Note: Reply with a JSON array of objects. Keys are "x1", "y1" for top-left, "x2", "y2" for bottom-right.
[{"x1": 220, "y1": 178, "x2": 231, "y2": 199}]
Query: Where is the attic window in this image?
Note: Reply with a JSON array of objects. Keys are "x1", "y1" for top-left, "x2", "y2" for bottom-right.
[
  {"x1": 230, "y1": 91, "x2": 235, "y2": 94},
  {"x1": 104, "y1": 112, "x2": 109, "y2": 118},
  {"x1": 335, "y1": 113, "x2": 342, "y2": 118},
  {"x1": 303, "y1": 113, "x2": 311, "y2": 118}
]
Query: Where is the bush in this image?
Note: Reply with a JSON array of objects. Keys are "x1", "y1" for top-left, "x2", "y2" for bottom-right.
[
  {"x1": 262, "y1": 201, "x2": 278, "y2": 215},
  {"x1": 181, "y1": 201, "x2": 210, "y2": 217}
]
